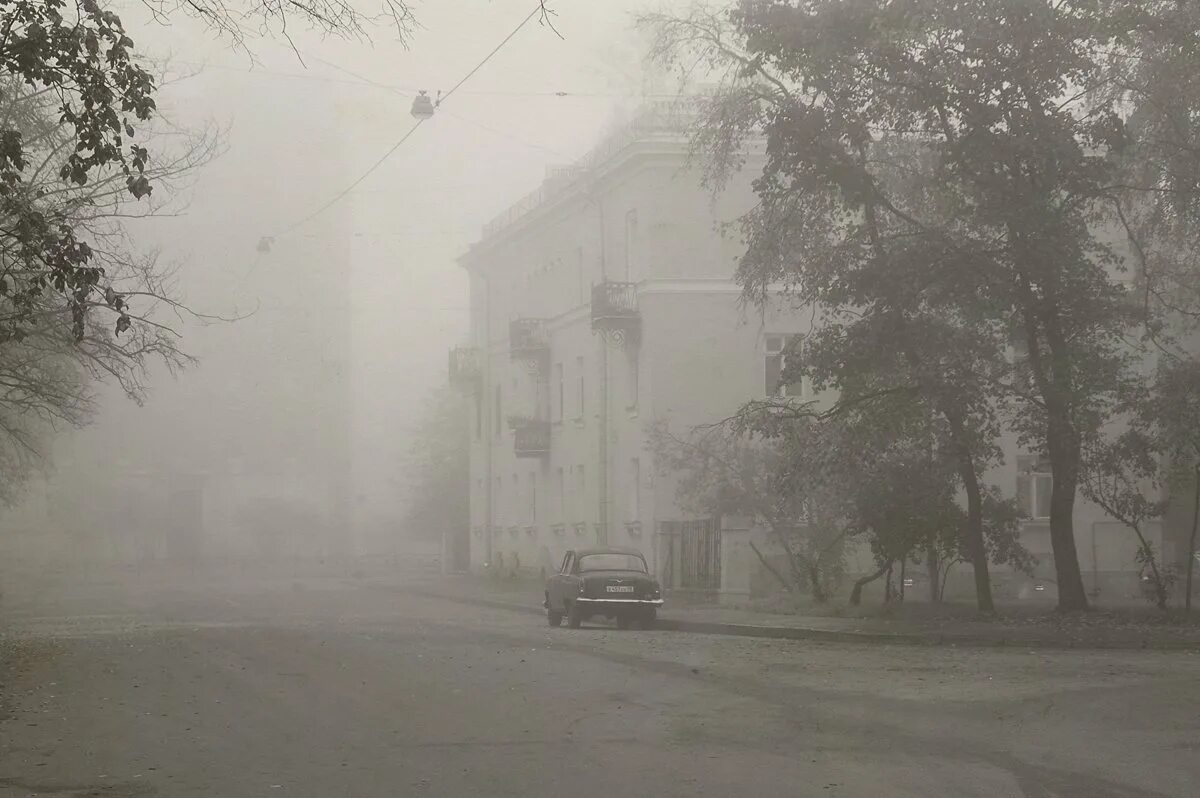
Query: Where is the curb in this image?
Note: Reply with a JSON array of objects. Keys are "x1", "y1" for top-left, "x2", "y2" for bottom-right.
[{"x1": 395, "y1": 587, "x2": 1200, "y2": 652}]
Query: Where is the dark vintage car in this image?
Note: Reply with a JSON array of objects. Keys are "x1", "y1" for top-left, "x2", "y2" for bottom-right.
[{"x1": 544, "y1": 547, "x2": 663, "y2": 629}]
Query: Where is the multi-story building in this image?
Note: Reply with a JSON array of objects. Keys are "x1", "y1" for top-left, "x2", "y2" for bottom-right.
[
  {"x1": 453, "y1": 102, "x2": 808, "y2": 589},
  {"x1": 453, "y1": 102, "x2": 1188, "y2": 605}
]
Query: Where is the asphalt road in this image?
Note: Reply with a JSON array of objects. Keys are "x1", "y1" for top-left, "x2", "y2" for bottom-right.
[{"x1": 1, "y1": 573, "x2": 1198, "y2": 797}]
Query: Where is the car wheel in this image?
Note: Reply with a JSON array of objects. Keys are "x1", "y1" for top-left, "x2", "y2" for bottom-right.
[
  {"x1": 616, "y1": 614, "x2": 633, "y2": 630},
  {"x1": 639, "y1": 608, "x2": 657, "y2": 630},
  {"x1": 547, "y1": 608, "x2": 563, "y2": 627},
  {"x1": 567, "y1": 602, "x2": 583, "y2": 629}
]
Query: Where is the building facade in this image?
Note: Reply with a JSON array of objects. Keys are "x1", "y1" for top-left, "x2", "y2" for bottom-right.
[
  {"x1": 453, "y1": 103, "x2": 1185, "y2": 605},
  {"x1": 454, "y1": 103, "x2": 808, "y2": 588}
]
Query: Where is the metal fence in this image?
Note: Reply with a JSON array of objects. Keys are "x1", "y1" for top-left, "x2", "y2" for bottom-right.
[{"x1": 663, "y1": 517, "x2": 721, "y2": 592}]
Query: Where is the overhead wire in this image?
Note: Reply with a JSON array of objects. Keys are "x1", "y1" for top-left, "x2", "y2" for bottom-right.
[
  {"x1": 172, "y1": 57, "x2": 663, "y2": 99},
  {"x1": 298, "y1": 52, "x2": 571, "y2": 157},
  {"x1": 269, "y1": 0, "x2": 550, "y2": 240}
]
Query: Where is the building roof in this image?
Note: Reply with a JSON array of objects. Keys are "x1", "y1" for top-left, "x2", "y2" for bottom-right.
[{"x1": 460, "y1": 100, "x2": 700, "y2": 263}]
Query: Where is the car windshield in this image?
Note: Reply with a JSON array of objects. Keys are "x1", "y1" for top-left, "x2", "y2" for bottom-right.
[{"x1": 578, "y1": 553, "x2": 647, "y2": 573}]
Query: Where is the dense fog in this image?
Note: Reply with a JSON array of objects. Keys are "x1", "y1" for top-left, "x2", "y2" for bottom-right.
[{"x1": 0, "y1": 0, "x2": 663, "y2": 584}]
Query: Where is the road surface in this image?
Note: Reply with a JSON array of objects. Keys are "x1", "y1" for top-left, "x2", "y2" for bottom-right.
[{"x1": 1, "y1": 572, "x2": 1198, "y2": 797}]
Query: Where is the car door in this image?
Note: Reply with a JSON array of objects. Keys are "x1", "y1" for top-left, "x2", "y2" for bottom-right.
[{"x1": 549, "y1": 551, "x2": 574, "y2": 610}]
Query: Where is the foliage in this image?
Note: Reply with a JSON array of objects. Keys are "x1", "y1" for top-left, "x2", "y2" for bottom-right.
[
  {"x1": 0, "y1": 5, "x2": 221, "y2": 501},
  {"x1": 1080, "y1": 427, "x2": 1175, "y2": 609},
  {"x1": 650, "y1": 418, "x2": 854, "y2": 602},
  {"x1": 652, "y1": 397, "x2": 1031, "y2": 607},
  {"x1": 640, "y1": 0, "x2": 1200, "y2": 611},
  {"x1": 0, "y1": 2, "x2": 156, "y2": 347},
  {"x1": 399, "y1": 385, "x2": 470, "y2": 544},
  {"x1": 1133, "y1": 358, "x2": 1200, "y2": 609}
]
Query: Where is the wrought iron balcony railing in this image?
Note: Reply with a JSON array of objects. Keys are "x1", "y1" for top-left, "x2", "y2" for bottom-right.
[
  {"x1": 448, "y1": 346, "x2": 481, "y2": 392},
  {"x1": 512, "y1": 418, "x2": 551, "y2": 458},
  {"x1": 509, "y1": 318, "x2": 549, "y2": 363},
  {"x1": 591, "y1": 281, "x2": 640, "y2": 345}
]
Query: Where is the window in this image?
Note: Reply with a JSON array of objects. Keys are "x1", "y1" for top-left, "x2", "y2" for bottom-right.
[
  {"x1": 624, "y1": 208, "x2": 638, "y2": 280},
  {"x1": 1017, "y1": 455, "x2": 1053, "y2": 520},
  {"x1": 626, "y1": 348, "x2": 639, "y2": 410},
  {"x1": 1011, "y1": 334, "x2": 1033, "y2": 393},
  {"x1": 512, "y1": 473, "x2": 520, "y2": 521},
  {"x1": 578, "y1": 552, "x2": 647, "y2": 573},
  {"x1": 556, "y1": 467, "x2": 565, "y2": 522},
  {"x1": 628, "y1": 457, "x2": 641, "y2": 521},
  {"x1": 576, "y1": 464, "x2": 586, "y2": 518},
  {"x1": 528, "y1": 471, "x2": 537, "y2": 522},
  {"x1": 576, "y1": 356, "x2": 586, "y2": 420},
  {"x1": 554, "y1": 362, "x2": 564, "y2": 422},
  {"x1": 494, "y1": 384, "x2": 502, "y2": 438},
  {"x1": 576, "y1": 247, "x2": 585, "y2": 306},
  {"x1": 765, "y1": 334, "x2": 804, "y2": 397}
]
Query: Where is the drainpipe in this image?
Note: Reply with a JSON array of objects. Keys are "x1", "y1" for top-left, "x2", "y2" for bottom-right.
[
  {"x1": 597, "y1": 192, "x2": 610, "y2": 546},
  {"x1": 482, "y1": 269, "x2": 494, "y2": 569}
]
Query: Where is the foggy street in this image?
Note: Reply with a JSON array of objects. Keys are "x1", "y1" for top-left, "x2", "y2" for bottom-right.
[{"x1": 2, "y1": 571, "x2": 1198, "y2": 798}]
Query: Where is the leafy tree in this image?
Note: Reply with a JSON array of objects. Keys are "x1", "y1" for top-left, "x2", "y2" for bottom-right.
[
  {"x1": 643, "y1": 0, "x2": 1175, "y2": 611},
  {"x1": 0, "y1": 45, "x2": 216, "y2": 504},
  {"x1": 0, "y1": 2, "x2": 157, "y2": 347},
  {"x1": 1081, "y1": 428, "x2": 1175, "y2": 610},
  {"x1": 1140, "y1": 360, "x2": 1200, "y2": 609},
  {"x1": 653, "y1": 400, "x2": 1029, "y2": 607},
  {"x1": 1098, "y1": 1, "x2": 1200, "y2": 330},
  {"x1": 650, "y1": 418, "x2": 855, "y2": 602},
  {"x1": 398, "y1": 385, "x2": 469, "y2": 547}
]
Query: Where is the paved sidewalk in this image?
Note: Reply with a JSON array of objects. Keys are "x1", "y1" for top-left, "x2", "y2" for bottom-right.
[{"x1": 392, "y1": 574, "x2": 1200, "y2": 651}]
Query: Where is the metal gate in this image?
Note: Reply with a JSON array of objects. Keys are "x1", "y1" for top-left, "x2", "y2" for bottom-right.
[{"x1": 667, "y1": 518, "x2": 720, "y2": 591}]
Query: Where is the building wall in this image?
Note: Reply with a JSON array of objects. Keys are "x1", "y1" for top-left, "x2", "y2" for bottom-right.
[
  {"x1": 460, "y1": 134, "x2": 772, "y2": 579},
  {"x1": 457, "y1": 114, "x2": 1179, "y2": 604}
]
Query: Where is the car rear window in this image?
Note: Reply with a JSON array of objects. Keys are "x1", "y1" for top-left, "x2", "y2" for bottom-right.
[{"x1": 578, "y1": 553, "x2": 647, "y2": 573}]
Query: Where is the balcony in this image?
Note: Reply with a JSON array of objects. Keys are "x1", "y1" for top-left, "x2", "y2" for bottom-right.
[
  {"x1": 512, "y1": 418, "x2": 551, "y2": 458},
  {"x1": 509, "y1": 318, "x2": 549, "y2": 367},
  {"x1": 448, "y1": 346, "x2": 481, "y2": 392},
  {"x1": 591, "y1": 281, "x2": 640, "y2": 345}
]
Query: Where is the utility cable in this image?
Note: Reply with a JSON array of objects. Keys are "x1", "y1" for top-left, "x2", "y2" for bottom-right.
[{"x1": 267, "y1": 1, "x2": 548, "y2": 241}]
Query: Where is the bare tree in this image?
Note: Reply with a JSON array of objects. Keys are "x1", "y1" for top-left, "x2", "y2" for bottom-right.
[
  {"x1": 0, "y1": 74, "x2": 223, "y2": 502},
  {"x1": 138, "y1": 0, "x2": 418, "y2": 51}
]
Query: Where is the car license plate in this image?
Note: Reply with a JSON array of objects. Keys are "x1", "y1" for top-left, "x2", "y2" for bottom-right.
[{"x1": 606, "y1": 586, "x2": 634, "y2": 593}]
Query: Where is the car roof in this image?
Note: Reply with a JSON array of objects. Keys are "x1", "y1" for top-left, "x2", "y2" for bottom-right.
[{"x1": 573, "y1": 547, "x2": 646, "y2": 558}]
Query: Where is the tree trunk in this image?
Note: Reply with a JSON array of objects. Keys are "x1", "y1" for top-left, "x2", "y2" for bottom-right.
[
  {"x1": 1046, "y1": 413, "x2": 1090, "y2": 611},
  {"x1": 748, "y1": 540, "x2": 793, "y2": 593},
  {"x1": 945, "y1": 408, "x2": 994, "y2": 612},
  {"x1": 1186, "y1": 462, "x2": 1200, "y2": 612},
  {"x1": 1012, "y1": 264, "x2": 1089, "y2": 612},
  {"x1": 883, "y1": 562, "x2": 896, "y2": 604},
  {"x1": 898, "y1": 558, "x2": 907, "y2": 602},
  {"x1": 807, "y1": 562, "x2": 829, "y2": 603},
  {"x1": 939, "y1": 559, "x2": 959, "y2": 602},
  {"x1": 927, "y1": 548, "x2": 941, "y2": 603},
  {"x1": 850, "y1": 562, "x2": 890, "y2": 606}
]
